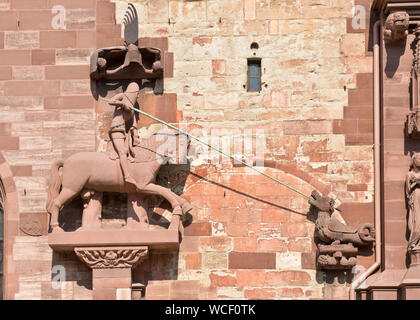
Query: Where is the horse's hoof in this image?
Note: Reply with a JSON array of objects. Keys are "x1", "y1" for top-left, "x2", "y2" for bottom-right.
[
  {"x1": 51, "y1": 227, "x2": 64, "y2": 234},
  {"x1": 181, "y1": 203, "x2": 193, "y2": 214}
]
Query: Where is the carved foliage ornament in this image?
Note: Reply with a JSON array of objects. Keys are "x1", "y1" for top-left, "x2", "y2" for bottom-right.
[
  {"x1": 317, "y1": 243, "x2": 357, "y2": 270},
  {"x1": 75, "y1": 246, "x2": 148, "y2": 269}
]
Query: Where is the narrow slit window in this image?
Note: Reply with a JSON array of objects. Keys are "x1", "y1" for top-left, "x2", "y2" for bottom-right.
[{"x1": 247, "y1": 58, "x2": 261, "y2": 92}]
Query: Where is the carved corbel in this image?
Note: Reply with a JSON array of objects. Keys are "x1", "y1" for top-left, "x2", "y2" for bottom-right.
[
  {"x1": 89, "y1": 3, "x2": 164, "y2": 99},
  {"x1": 384, "y1": 11, "x2": 410, "y2": 42},
  {"x1": 308, "y1": 190, "x2": 375, "y2": 271},
  {"x1": 317, "y1": 243, "x2": 357, "y2": 270},
  {"x1": 75, "y1": 246, "x2": 148, "y2": 269}
]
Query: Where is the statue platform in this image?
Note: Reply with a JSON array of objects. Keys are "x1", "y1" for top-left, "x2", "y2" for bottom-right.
[{"x1": 48, "y1": 228, "x2": 180, "y2": 252}]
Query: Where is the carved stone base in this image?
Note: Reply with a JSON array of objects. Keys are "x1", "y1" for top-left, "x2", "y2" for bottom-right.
[
  {"x1": 75, "y1": 246, "x2": 148, "y2": 300},
  {"x1": 317, "y1": 243, "x2": 358, "y2": 270},
  {"x1": 408, "y1": 248, "x2": 420, "y2": 267},
  {"x1": 399, "y1": 249, "x2": 420, "y2": 299}
]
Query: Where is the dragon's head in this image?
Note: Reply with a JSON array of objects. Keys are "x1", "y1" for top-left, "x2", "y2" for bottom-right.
[{"x1": 308, "y1": 190, "x2": 335, "y2": 214}]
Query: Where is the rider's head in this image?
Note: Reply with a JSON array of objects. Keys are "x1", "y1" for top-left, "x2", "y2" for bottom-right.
[{"x1": 125, "y1": 82, "x2": 140, "y2": 106}]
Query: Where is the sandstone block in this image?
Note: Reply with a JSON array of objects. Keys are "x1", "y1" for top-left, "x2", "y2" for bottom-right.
[
  {"x1": 56, "y1": 48, "x2": 91, "y2": 65},
  {"x1": 31, "y1": 49, "x2": 55, "y2": 65},
  {"x1": 265, "y1": 271, "x2": 311, "y2": 286},
  {"x1": 229, "y1": 252, "x2": 276, "y2": 269},
  {"x1": 0, "y1": 50, "x2": 31, "y2": 65},
  {"x1": 40, "y1": 31, "x2": 77, "y2": 48},
  {"x1": 5, "y1": 31, "x2": 39, "y2": 49},
  {"x1": 18, "y1": 10, "x2": 53, "y2": 30},
  {"x1": 203, "y1": 252, "x2": 228, "y2": 270},
  {"x1": 12, "y1": 66, "x2": 44, "y2": 80}
]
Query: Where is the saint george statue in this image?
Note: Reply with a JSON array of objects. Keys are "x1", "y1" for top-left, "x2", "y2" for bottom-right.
[{"x1": 406, "y1": 153, "x2": 420, "y2": 250}]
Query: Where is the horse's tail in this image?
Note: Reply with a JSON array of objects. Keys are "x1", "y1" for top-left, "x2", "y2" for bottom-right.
[{"x1": 46, "y1": 160, "x2": 64, "y2": 214}]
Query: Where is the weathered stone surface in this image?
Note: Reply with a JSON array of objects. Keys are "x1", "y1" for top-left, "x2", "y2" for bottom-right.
[
  {"x1": 1, "y1": 0, "x2": 374, "y2": 301},
  {"x1": 5, "y1": 31, "x2": 39, "y2": 49}
]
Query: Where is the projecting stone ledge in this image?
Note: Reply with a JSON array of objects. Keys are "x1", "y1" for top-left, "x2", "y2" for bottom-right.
[{"x1": 48, "y1": 229, "x2": 180, "y2": 252}]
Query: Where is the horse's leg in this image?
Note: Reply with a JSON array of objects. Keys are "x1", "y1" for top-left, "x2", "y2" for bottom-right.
[
  {"x1": 173, "y1": 194, "x2": 193, "y2": 213},
  {"x1": 142, "y1": 183, "x2": 181, "y2": 213},
  {"x1": 81, "y1": 190, "x2": 103, "y2": 230},
  {"x1": 141, "y1": 183, "x2": 183, "y2": 230},
  {"x1": 50, "y1": 187, "x2": 80, "y2": 232}
]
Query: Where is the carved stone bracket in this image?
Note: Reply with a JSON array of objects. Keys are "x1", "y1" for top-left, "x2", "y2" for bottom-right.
[
  {"x1": 89, "y1": 3, "x2": 164, "y2": 98},
  {"x1": 317, "y1": 243, "x2": 358, "y2": 270},
  {"x1": 75, "y1": 246, "x2": 148, "y2": 269},
  {"x1": 308, "y1": 190, "x2": 375, "y2": 271},
  {"x1": 384, "y1": 11, "x2": 409, "y2": 42}
]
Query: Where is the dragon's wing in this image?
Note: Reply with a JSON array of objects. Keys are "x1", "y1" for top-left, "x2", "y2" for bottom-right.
[
  {"x1": 328, "y1": 217, "x2": 358, "y2": 234},
  {"x1": 123, "y1": 3, "x2": 138, "y2": 46}
]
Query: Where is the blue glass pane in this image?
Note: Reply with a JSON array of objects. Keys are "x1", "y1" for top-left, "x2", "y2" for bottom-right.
[
  {"x1": 249, "y1": 63, "x2": 260, "y2": 77},
  {"x1": 249, "y1": 77, "x2": 260, "y2": 91}
]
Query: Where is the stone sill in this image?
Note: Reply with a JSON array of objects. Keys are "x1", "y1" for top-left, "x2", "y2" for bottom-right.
[{"x1": 48, "y1": 229, "x2": 180, "y2": 251}]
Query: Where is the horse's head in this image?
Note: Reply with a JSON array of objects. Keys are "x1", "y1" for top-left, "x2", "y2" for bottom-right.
[
  {"x1": 153, "y1": 129, "x2": 191, "y2": 165},
  {"x1": 308, "y1": 190, "x2": 335, "y2": 215}
]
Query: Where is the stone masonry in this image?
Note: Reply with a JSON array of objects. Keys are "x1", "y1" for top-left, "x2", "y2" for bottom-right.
[{"x1": 0, "y1": 0, "x2": 375, "y2": 299}]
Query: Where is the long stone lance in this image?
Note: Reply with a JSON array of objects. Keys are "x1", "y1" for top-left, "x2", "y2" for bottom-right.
[{"x1": 102, "y1": 97, "x2": 342, "y2": 212}]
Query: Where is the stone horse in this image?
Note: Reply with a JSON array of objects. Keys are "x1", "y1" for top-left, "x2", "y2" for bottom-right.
[{"x1": 46, "y1": 129, "x2": 192, "y2": 233}]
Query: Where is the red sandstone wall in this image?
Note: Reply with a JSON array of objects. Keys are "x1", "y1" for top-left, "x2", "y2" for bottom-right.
[{"x1": 0, "y1": 0, "x2": 377, "y2": 300}]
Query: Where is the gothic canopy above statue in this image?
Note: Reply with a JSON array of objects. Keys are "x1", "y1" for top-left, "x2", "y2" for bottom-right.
[{"x1": 90, "y1": 3, "x2": 164, "y2": 98}]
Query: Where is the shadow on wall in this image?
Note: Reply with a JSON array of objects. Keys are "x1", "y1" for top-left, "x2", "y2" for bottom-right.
[
  {"x1": 135, "y1": 164, "x2": 191, "y2": 286},
  {"x1": 187, "y1": 172, "x2": 308, "y2": 217},
  {"x1": 404, "y1": 127, "x2": 420, "y2": 156},
  {"x1": 385, "y1": 38, "x2": 407, "y2": 79}
]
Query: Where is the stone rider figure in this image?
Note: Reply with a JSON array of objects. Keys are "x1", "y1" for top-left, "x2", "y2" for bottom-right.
[{"x1": 108, "y1": 82, "x2": 141, "y2": 189}]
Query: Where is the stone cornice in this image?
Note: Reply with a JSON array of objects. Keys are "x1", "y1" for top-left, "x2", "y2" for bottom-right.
[{"x1": 372, "y1": 0, "x2": 420, "y2": 16}]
